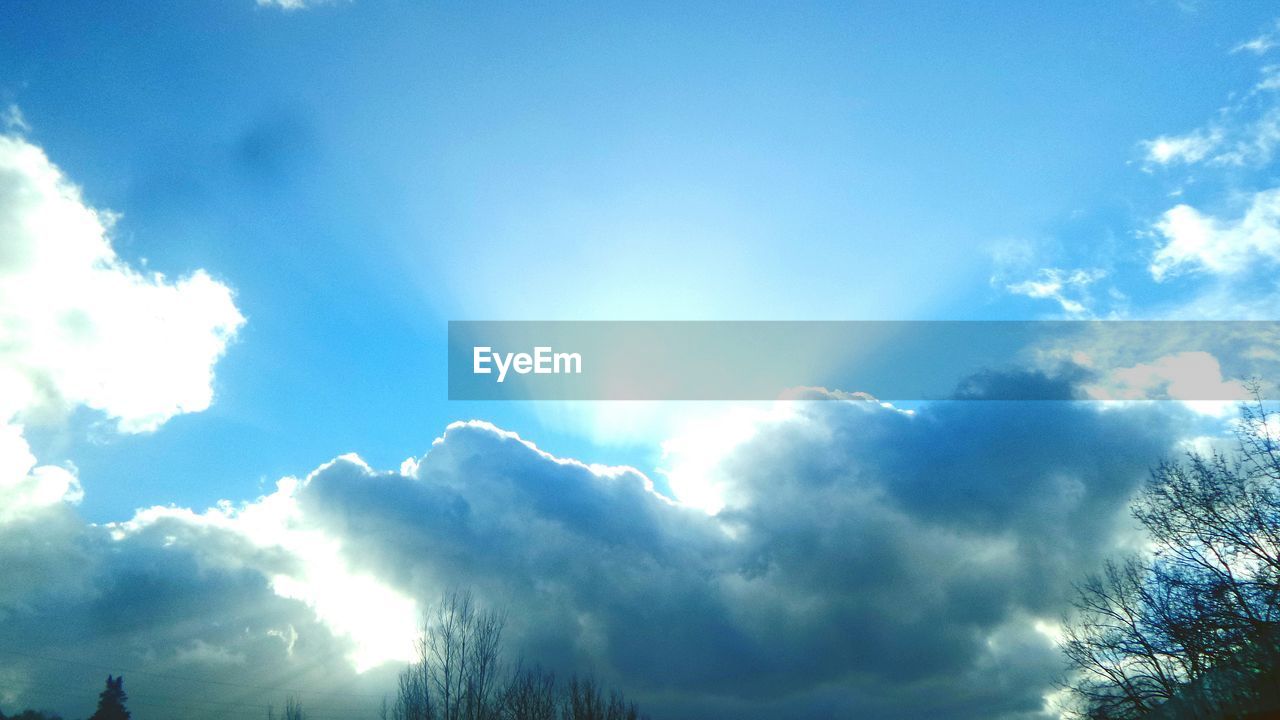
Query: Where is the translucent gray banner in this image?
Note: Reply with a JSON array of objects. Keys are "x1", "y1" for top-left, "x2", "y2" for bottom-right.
[{"x1": 447, "y1": 321, "x2": 1280, "y2": 401}]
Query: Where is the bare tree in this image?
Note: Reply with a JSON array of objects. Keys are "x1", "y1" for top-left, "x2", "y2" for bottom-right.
[
  {"x1": 284, "y1": 695, "x2": 307, "y2": 720},
  {"x1": 560, "y1": 676, "x2": 642, "y2": 720},
  {"x1": 395, "y1": 591, "x2": 650, "y2": 720},
  {"x1": 1061, "y1": 387, "x2": 1280, "y2": 718},
  {"x1": 602, "y1": 690, "x2": 641, "y2": 720},
  {"x1": 396, "y1": 590, "x2": 508, "y2": 720},
  {"x1": 266, "y1": 695, "x2": 308, "y2": 720},
  {"x1": 1061, "y1": 558, "x2": 1199, "y2": 718},
  {"x1": 395, "y1": 656, "x2": 433, "y2": 720},
  {"x1": 562, "y1": 675, "x2": 605, "y2": 720},
  {"x1": 501, "y1": 665, "x2": 558, "y2": 720}
]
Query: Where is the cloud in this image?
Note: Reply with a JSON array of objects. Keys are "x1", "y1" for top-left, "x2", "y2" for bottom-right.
[
  {"x1": 0, "y1": 128, "x2": 1230, "y2": 710},
  {"x1": 0, "y1": 500, "x2": 393, "y2": 718},
  {"x1": 1004, "y1": 267, "x2": 1107, "y2": 316},
  {"x1": 0, "y1": 129, "x2": 244, "y2": 517},
  {"x1": 1140, "y1": 60, "x2": 1280, "y2": 169},
  {"x1": 1142, "y1": 128, "x2": 1223, "y2": 165},
  {"x1": 1257, "y1": 64, "x2": 1280, "y2": 91},
  {"x1": 1120, "y1": 32, "x2": 1280, "y2": 315},
  {"x1": 304, "y1": 392, "x2": 1200, "y2": 720},
  {"x1": 1141, "y1": 107, "x2": 1280, "y2": 169},
  {"x1": 1025, "y1": 323, "x2": 1278, "y2": 408},
  {"x1": 0, "y1": 373, "x2": 1204, "y2": 719},
  {"x1": 111, "y1": 467, "x2": 423, "y2": 674},
  {"x1": 1149, "y1": 187, "x2": 1280, "y2": 279},
  {"x1": 993, "y1": 31, "x2": 1280, "y2": 320},
  {"x1": 1233, "y1": 21, "x2": 1280, "y2": 55},
  {"x1": 0, "y1": 122, "x2": 250, "y2": 706},
  {"x1": 0, "y1": 421, "x2": 80, "y2": 523},
  {"x1": 256, "y1": 0, "x2": 346, "y2": 10},
  {"x1": 2, "y1": 105, "x2": 28, "y2": 133},
  {"x1": 1082, "y1": 350, "x2": 1249, "y2": 417}
]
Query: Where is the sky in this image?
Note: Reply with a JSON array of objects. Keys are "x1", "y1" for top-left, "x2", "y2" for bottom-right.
[{"x1": 2, "y1": 1, "x2": 1280, "y2": 719}]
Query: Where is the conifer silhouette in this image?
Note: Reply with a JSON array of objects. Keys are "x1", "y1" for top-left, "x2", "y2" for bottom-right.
[{"x1": 88, "y1": 675, "x2": 130, "y2": 720}]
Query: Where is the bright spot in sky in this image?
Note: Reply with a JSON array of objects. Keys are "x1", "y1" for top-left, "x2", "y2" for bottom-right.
[
  {"x1": 658, "y1": 402, "x2": 796, "y2": 515},
  {"x1": 271, "y1": 541, "x2": 420, "y2": 672}
]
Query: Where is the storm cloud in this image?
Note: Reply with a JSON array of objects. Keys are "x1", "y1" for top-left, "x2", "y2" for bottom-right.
[{"x1": 0, "y1": 379, "x2": 1205, "y2": 719}]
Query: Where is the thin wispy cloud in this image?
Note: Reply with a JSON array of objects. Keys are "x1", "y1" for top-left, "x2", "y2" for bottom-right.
[
  {"x1": 1004, "y1": 28, "x2": 1280, "y2": 318},
  {"x1": 2, "y1": 104, "x2": 27, "y2": 132},
  {"x1": 1004, "y1": 267, "x2": 1108, "y2": 316},
  {"x1": 256, "y1": 0, "x2": 347, "y2": 11},
  {"x1": 1232, "y1": 21, "x2": 1280, "y2": 55}
]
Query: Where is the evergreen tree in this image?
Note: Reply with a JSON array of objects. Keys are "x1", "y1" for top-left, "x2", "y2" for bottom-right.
[{"x1": 89, "y1": 675, "x2": 130, "y2": 720}]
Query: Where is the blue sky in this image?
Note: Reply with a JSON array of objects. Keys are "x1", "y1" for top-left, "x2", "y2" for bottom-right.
[
  {"x1": 5, "y1": 0, "x2": 1276, "y2": 521},
  {"x1": 4, "y1": 2, "x2": 1280, "y2": 719}
]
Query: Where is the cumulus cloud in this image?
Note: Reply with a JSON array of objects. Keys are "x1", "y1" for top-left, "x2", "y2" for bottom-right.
[
  {"x1": 0, "y1": 129, "x2": 1233, "y2": 713},
  {"x1": 0, "y1": 373, "x2": 1204, "y2": 719},
  {"x1": 285, "y1": 392, "x2": 1200, "y2": 719},
  {"x1": 0, "y1": 422, "x2": 81, "y2": 523},
  {"x1": 1149, "y1": 187, "x2": 1280, "y2": 279},
  {"x1": 1024, "y1": 322, "x2": 1279, "y2": 406},
  {"x1": 0, "y1": 129, "x2": 244, "y2": 518},
  {"x1": 1120, "y1": 31, "x2": 1280, "y2": 315},
  {"x1": 1082, "y1": 350, "x2": 1250, "y2": 418},
  {"x1": 0, "y1": 499, "x2": 393, "y2": 718}
]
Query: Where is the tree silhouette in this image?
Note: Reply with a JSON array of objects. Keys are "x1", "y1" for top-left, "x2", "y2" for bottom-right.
[
  {"x1": 393, "y1": 590, "x2": 506, "y2": 720},
  {"x1": 266, "y1": 695, "x2": 308, "y2": 720},
  {"x1": 1061, "y1": 385, "x2": 1280, "y2": 718},
  {"x1": 88, "y1": 675, "x2": 130, "y2": 720},
  {"x1": 393, "y1": 590, "x2": 650, "y2": 720},
  {"x1": 500, "y1": 665, "x2": 557, "y2": 720}
]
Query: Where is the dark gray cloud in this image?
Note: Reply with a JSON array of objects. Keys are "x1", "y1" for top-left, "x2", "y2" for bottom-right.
[
  {"x1": 689, "y1": 393, "x2": 1183, "y2": 716},
  {"x1": 0, "y1": 373, "x2": 1211, "y2": 720},
  {"x1": 0, "y1": 502, "x2": 394, "y2": 720}
]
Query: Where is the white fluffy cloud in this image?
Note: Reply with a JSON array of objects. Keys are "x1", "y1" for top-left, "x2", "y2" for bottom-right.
[
  {"x1": 0, "y1": 131, "x2": 244, "y2": 517},
  {"x1": 1132, "y1": 47, "x2": 1280, "y2": 313},
  {"x1": 1150, "y1": 188, "x2": 1280, "y2": 279}
]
